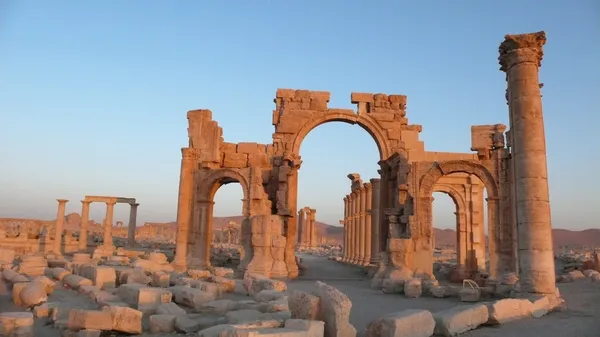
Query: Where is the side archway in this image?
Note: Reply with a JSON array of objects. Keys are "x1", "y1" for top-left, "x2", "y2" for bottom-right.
[
  {"x1": 420, "y1": 160, "x2": 498, "y2": 199},
  {"x1": 191, "y1": 168, "x2": 252, "y2": 270},
  {"x1": 289, "y1": 113, "x2": 392, "y2": 161}
]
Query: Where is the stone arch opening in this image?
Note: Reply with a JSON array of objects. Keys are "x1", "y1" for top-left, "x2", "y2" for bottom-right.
[
  {"x1": 289, "y1": 113, "x2": 391, "y2": 161},
  {"x1": 192, "y1": 169, "x2": 251, "y2": 269},
  {"x1": 418, "y1": 160, "x2": 500, "y2": 278}
]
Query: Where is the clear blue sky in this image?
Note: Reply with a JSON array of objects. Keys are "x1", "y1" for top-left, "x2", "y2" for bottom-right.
[{"x1": 1, "y1": 1, "x2": 598, "y2": 230}]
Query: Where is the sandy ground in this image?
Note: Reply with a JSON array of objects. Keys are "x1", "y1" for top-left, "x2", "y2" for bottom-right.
[
  {"x1": 1, "y1": 254, "x2": 599, "y2": 336},
  {"x1": 289, "y1": 254, "x2": 600, "y2": 337}
]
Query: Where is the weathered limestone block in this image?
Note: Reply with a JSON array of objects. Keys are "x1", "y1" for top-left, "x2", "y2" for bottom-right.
[
  {"x1": 583, "y1": 269, "x2": 599, "y2": 277},
  {"x1": 151, "y1": 271, "x2": 170, "y2": 288},
  {"x1": 117, "y1": 284, "x2": 172, "y2": 314},
  {"x1": 76, "y1": 329, "x2": 102, "y2": 337},
  {"x1": 0, "y1": 248, "x2": 15, "y2": 264},
  {"x1": 255, "y1": 290, "x2": 287, "y2": 303},
  {"x1": 459, "y1": 288, "x2": 480, "y2": 302},
  {"x1": 156, "y1": 302, "x2": 187, "y2": 315},
  {"x1": 175, "y1": 313, "x2": 223, "y2": 333},
  {"x1": 149, "y1": 314, "x2": 176, "y2": 333},
  {"x1": 433, "y1": 304, "x2": 489, "y2": 337},
  {"x1": 0, "y1": 312, "x2": 34, "y2": 337},
  {"x1": 225, "y1": 309, "x2": 263, "y2": 324},
  {"x1": 568, "y1": 270, "x2": 585, "y2": 281},
  {"x1": 200, "y1": 299, "x2": 241, "y2": 315},
  {"x1": 431, "y1": 286, "x2": 450, "y2": 298},
  {"x1": 366, "y1": 309, "x2": 435, "y2": 337},
  {"x1": 12, "y1": 282, "x2": 30, "y2": 305},
  {"x1": 314, "y1": 281, "x2": 356, "y2": 337},
  {"x1": 244, "y1": 273, "x2": 287, "y2": 296},
  {"x1": 209, "y1": 275, "x2": 236, "y2": 293},
  {"x1": 289, "y1": 291, "x2": 320, "y2": 320},
  {"x1": 51, "y1": 267, "x2": 71, "y2": 281},
  {"x1": 33, "y1": 302, "x2": 60, "y2": 318},
  {"x1": 17, "y1": 255, "x2": 48, "y2": 277},
  {"x1": 214, "y1": 267, "x2": 235, "y2": 278},
  {"x1": 403, "y1": 278, "x2": 422, "y2": 298},
  {"x1": 591, "y1": 273, "x2": 600, "y2": 282},
  {"x1": 67, "y1": 310, "x2": 113, "y2": 331},
  {"x1": 102, "y1": 305, "x2": 143, "y2": 334},
  {"x1": 187, "y1": 269, "x2": 211, "y2": 280},
  {"x1": 170, "y1": 286, "x2": 216, "y2": 310},
  {"x1": 285, "y1": 319, "x2": 325, "y2": 337},
  {"x1": 19, "y1": 282, "x2": 47, "y2": 307},
  {"x1": 62, "y1": 274, "x2": 93, "y2": 290},
  {"x1": 32, "y1": 275, "x2": 56, "y2": 294},
  {"x1": 485, "y1": 298, "x2": 533, "y2": 325},
  {"x1": 77, "y1": 265, "x2": 116, "y2": 289},
  {"x1": 263, "y1": 297, "x2": 289, "y2": 313}
]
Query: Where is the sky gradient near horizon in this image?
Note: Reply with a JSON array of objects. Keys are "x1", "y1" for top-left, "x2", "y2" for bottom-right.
[{"x1": 1, "y1": 1, "x2": 599, "y2": 230}]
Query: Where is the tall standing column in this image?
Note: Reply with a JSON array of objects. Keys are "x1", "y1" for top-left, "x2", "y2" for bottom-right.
[
  {"x1": 364, "y1": 183, "x2": 373, "y2": 265},
  {"x1": 500, "y1": 31, "x2": 555, "y2": 294},
  {"x1": 342, "y1": 196, "x2": 349, "y2": 262},
  {"x1": 358, "y1": 187, "x2": 367, "y2": 265},
  {"x1": 309, "y1": 208, "x2": 317, "y2": 248},
  {"x1": 53, "y1": 199, "x2": 68, "y2": 255},
  {"x1": 370, "y1": 178, "x2": 381, "y2": 263},
  {"x1": 173, "y1": 148, "x2": 197, "y2": 270},
  {"x1": 128, "y1": 203, "x2": 139, "y2": 248},
  {"x1": 303, "y1": 209, "x2": 310, "y2": 247},
  {"x1": 297, "y1": 209, "x2": 304, "y2": 245},
  {"x1": 352, "y1": 191, "x2": 360, "y2": 265},
  {"x1": 104, "y1": 199, "x2": 116, "y2": 249},
  {"x1": 349, "y1": 192, "x2": 357, "y2": 263},
  {"x1": 79, "y1": 200, "x2": 91, "y2": 251}
]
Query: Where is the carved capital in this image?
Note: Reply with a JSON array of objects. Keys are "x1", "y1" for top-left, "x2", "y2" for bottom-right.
[
  {"x1": 363, "y1": 183, "x2": 372, "y2": 191},
  {"x1": 130, "y1": 203, "x2": 140, "y2": 207},
  {"x1": 499, "y1": 31, "x2": 546, "y2": 72},
  {"x1": 57, "y1": 199, "x2": 69, "y2": 204},
  {"x1": 81, "y1": 200, "x2": 92, "y2": 205}
]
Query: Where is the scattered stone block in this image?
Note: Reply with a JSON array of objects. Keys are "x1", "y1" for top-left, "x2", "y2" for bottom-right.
[
  {"x1": 433, "y1": 304, "x2": 489, "y2": 337},
  {"x1": 102, "y1": 305, "x2": 143, "y2": 334},
  {"x1": 314, "y1": 281, "x2": 356, "y2": 337},
  {"x1": 568, "y1": 270, "x2": 585, "y2": 280},
  {"x1": 19, "y1": 282, "x2": 47, "y2": 307},
  {"x1": 289, "y1": 291, "x2": 320, "y2": 320},
  {"x1": 67, "y1": 310, "x2": 113, "y2": 331},
  {"x1": 200, "y1": 299, "x2": 241, "y2": 315},
  {"x1": 149, "y1": 314, "x2": 176, "y2": 333},
  {"x1": 156, "y1": 302, "x2": 187, "y2": 315},
  {"x1": 151, "y1": 271, "x2": 170, "y2": 287},
  {"x1": 225, "y1": 309, "x2": 263, "y2": 324},
  {"x1": 285, "y1": 319, "x2": 325, "y2": 337},
  {"x1": 366, "y1": 309, "x2": 435, "y2": 337},
  {"x1": 117, "y1": 284, "x2": 172, "y2": 314},
  {"x1": 0, "y1": 312, "x2": 34, "y2": 337},
  {"x1": 172, "y1": 286, "x2": 216, "y2": 310},
  {"x1": 404, "y1": 278, "x2": 422, "y2": 298},
  {"x1": 485, "y1": 298, "x2": 533, "y2": 325},
  {"x1": 188, "y1": 269, "x2": 211, "y2": 280},
  {"x1": 62, "y1": 274, "x2": 93, "y2": 290},
  {"x1": 214, "y1": 267, "x2": 234, "y2": 278},
  {"x1": 51, "y1": 267, "x2": 71, "y2": 281},
  {"x1": 78, "y1": 265, "x2": 116, "y2": 289}
]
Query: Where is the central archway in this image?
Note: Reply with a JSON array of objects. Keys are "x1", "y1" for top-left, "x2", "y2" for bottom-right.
[{"x1": 289, "y1": 112, "x2": 392, "y2": 160}]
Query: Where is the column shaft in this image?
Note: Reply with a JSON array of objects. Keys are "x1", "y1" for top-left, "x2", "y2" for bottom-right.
[
  {"x1": 79, "y1": 201, "x2": 91, "y2": 251},
  {"x1": 54, "y1": 199, "x2": 68, "y2": 254},
  {"x1": 104, "y1": 201, "x2": 116, "y2": 248},
  {"x1": 358, "y1": 187, "x2": 367, "y2": 265},
  {"x1": 173, "y1": 148, "x2": 197, "y2": 268},
  {"x1": 370, "y1": 179, "x2": 381, "y2": 263},
  {"x1": 500, "y1": 32, "x2": 555, "y2": 294},
  {"x1": 352, "y1": 192, "x2": 360, "y2": 264},
  {"x1": 349, "y1": 193, "x2": 356, "y2": 263},
  {"x1": 364, "y1": 183, "x2": 372, "y2": 265},
  {"x1": 343, "y1": 196, "x2": 349, "y2": 261},
  {"x1": 310, "y1": 209, "x2": 317, "y2": 248},
  {"x1": 128, "y1": 203, "x2": 139, "y2": 248}
]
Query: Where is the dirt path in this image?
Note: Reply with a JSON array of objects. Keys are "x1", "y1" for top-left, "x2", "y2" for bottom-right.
[{"x1": 290, "y1": 254, "x2": 600, "y2": 337}]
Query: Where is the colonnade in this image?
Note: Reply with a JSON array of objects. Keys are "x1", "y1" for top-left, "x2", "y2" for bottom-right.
[
  {"x1": 342, "y1": 178, "x2": 380, "y2": 266},
  {"x1": 297, "y1": 207, "x2": 317, "y2": 248},
  {"x1": 51, "y1": 197, "x2": 139, "y2": 254}
]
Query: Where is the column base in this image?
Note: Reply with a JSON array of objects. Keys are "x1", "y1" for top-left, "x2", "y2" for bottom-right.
[{"x1": 171, "y1": 261, "x2": 188, "y2": 273}]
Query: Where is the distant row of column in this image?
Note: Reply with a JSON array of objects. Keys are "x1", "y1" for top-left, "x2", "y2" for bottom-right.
[
  {"x1": 342, "y1": 179, "x2": 380, "y2": 266},
  {"x1": 53, "y1": 199, "x2": 139, "y2": 255},
  {"x1": 297, "y1": 207, "x2": 317, "y2": 248}
]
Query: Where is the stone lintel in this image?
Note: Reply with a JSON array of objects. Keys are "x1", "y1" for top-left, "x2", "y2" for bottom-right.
[{"x1": 84, "y1": 196, "x2": 137, "y2": 204}]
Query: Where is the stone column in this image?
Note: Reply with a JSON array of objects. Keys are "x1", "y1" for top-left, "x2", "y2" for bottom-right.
[
  {"x1": 173, "y1": 147, "x2": 197, "y2": 270},
  {"x1": 349, "y1": 192, "x2": 356, "y2": 263},
  {"x1": 471, "y1": 183, "x2": 486, "y2": 271},
  {"x1": 370, "y1": 178, "x2": 381, "y2": 263},
  {"x1": 353, "y1": 191, "x2": 360, "y2": 265},
  {"x1": 103, "y1": 199, "x2": 116, "y2": 249},
  {"x1": 500, "y1": 31, "x2": 555, "y2": 294},
  {"x1": 364, "y1": 183, "x2": 373, "y2": 265},
  {"x1": 456, "y1": 211, "x2": 468, "y2": 269},
  {"x1": 342, "y1": 196, "x2": 349, "y2": 262},
  {"x1": 78, "y1": 200, "x2": 91, "y2": 251},
  {"x1": 297, "y1": 209, "x2": 304, "y2": 245},
  {"x1": 53, "y1": 199, "x2": 68, "y2": 255},
  {"x1": 309, "y1": 208, "x2": 317, "y2": 248},
  {"x1": 358, "y1": 186, "x2": 367, "y2": 265},
  {"x1": 127, "y1": 203, "x2": 139, "y2": 248}
]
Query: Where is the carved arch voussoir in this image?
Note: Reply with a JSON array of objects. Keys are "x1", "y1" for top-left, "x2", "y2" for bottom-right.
[
  {"x1": 420, "y1": 160, "x2": 498, "y2": 199},
  {"x1": 197, "y1": 168, "x2": 250, "y2": 203}
]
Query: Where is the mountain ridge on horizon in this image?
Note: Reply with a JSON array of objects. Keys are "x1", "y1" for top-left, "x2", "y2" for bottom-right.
[{"x1": 143, "y1": 215, "x2": 600, "y2": 248}]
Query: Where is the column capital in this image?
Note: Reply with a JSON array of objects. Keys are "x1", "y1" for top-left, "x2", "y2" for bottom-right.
[
  {"x1": 57, "y1": 199, "x2": 69, "y2": 203},
  {"x1": 499, "y1": 31, "x2": 546, "y2": 72},
  {"x1": 363, "y1": 182, "x2": 372, "y2": 191},
  {"x1": 106, "y1": 200, "x2": 117, "y2": 206},
  {"x1": 369, "y1": 178, "x2": 381, "y2": 185},
  {"x1": 81, "y1": 200, "x2": 92, "y2": 205},
  {"x1": 130, "y1": 203, "x2": 140, "y2": 207},
  {"x1": 181, "y1": 147, "x2": 201, "y2": 161}
]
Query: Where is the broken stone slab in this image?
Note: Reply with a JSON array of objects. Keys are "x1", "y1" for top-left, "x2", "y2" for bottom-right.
[
  {"x1": 187, "y1": 269, "x2": 211, "y2": 280},
  {"x1": 12, "y1": 282, "x2": 30, "y2": 306},
  {"x1": 33, "y1": 302, "x2": 60, "y2": 318},
  {"x1": 255, "y1": 289, "x2": 288, "y2": 302},
  {"x1": 484, "y1": 298, "x2": 533, "y2": 325},
  {"x1": 263, "y1": 297, "x2": 290, "y2": 313},
  {"x1": 151, "y1": 271, "x2": 170, "y2": 288},
  {"x1": 77, "y1": 265, "x2": 116, "y2": 289},
  {"x1": 244, "y1": 273, "x2": 287, "y2": 296},
  {"x1": 404, "y1": 278, "x2": 422, "y2": 298},
  {"x1": 19, "y1": 282, "x2": 48, "y2": 307},
  {"x1": 430, "y1": 286, "x2": 450, "y2": 298},
  {"x1": 209, "y1": 275, "x2": 236, "y2": 293},
  {"x1": 0, "y1": 312, "x2": 34, "y2": 337},
  {"x1": 170, "y1": 286, "x2": 216, "y2": 311},
  {"x1": 62, "y1": 274, "x2": 93, "y2": 290},
  {"x1": 200, "y1": 299, "x2": 241, "y2": 315},
  {"x1": 51, "y1": 267, "x2": 71, "y2": 281},
  {"x1": 366, "y1": 309, "x2": 435, "y2": 337},
  {"x1": 175, "y1": 313, "x2": 223, "y2": 333},
  {"x1": 117, "y1": 284, "x2": 172, "y2": 314},
  {"x1": 225, "y1": 309, "x2": 264, "y2": 324},
  {"x1": 149, "y1": 314, "x2": 176, "y2": 333},
  {"x1": 67, "y1": 309, "x2": 113, "y2": 331},
  {"x1": 314, "y1": 281, "x2": 356, "y2": 337},
  {"x1": 101, "y1": 305, "x2": 143, "y2": 334},
  {"x1": 433, "y1": 304, "x2": 489, "y2": 337},
  {"x1": 214, "y1": 267, "x2": 235, "y2": 278},
  {"x1": 156, "y1": 302, "x2": 187, "y2": 315},
  {"x1": 289, "y1": 291, "x2": 320, "y2": 320}
]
